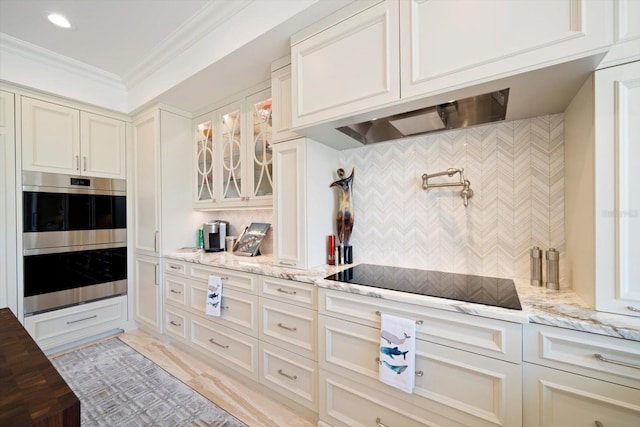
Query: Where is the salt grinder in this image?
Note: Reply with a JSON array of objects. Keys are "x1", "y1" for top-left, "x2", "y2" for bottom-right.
[
  {"x1": 530, "y1": 246, "x2": 543, "y2": 286},
  {"x1": 545, "y1": 248, "x2": 560, "y2": 290}
]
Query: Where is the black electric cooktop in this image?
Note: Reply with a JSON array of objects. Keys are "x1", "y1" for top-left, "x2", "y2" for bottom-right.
[{"x1": 325, "y1": 264, "x2": 522, "y2": 310}]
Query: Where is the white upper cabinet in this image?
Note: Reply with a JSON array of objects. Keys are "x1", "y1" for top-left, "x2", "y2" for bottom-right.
[
  {"x1": 291, "y1": 0, "x2": 400, "y2": 128},
  {"x1": 272, "y1": 137, "x2": 337, "y2": 269},
  {"x1": 22, "y1": 96, "x2": 126, "y2": 179},
  {"x1": 79, "y1": 111, "x2": 126, "y2": 179},
  {"x1": 291, "y1": 0, "x2": 614, "y2": 130},
  {"x1": 400, "y1": 0, "x2": 614, "y2": 99},
  {"x1": 270, "y1": 59, "x2": 299, "y2": 143},
  {"x1": 598, "y1": 0, "x2": 640, "y2": 68},
  {"x1": 594, "y1": 60, "x2": 640, "y2": 316},
  {"x1": 565, "y1": 60, "x2": 640, "y2": 317},
  {"x1": 194, "y1": 87, "x2": 273, "y2": 210}
]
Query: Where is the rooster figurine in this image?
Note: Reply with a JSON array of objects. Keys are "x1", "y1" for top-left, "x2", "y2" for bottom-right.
[{"x1": 330, "y1": 168, "x2": 354, "y2": 246}]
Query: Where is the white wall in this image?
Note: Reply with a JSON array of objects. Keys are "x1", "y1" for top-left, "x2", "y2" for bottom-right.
[{"x1": 339, "y1": 114, "x2": 565, "y2": 285}]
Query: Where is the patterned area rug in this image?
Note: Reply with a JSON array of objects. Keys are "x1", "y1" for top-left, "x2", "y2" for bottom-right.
[{"x1": 50, "y1": 337, "x2": 248, "y2": 427}]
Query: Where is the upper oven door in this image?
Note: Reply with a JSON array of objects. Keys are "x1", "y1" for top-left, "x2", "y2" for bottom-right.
[{"x1": 22, "y1": 171, "x2": 126, "y2": 250}]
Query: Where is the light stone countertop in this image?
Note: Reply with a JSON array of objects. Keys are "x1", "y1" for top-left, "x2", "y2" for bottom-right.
[{"x1": 166, "y1": 250, "x2": 640, "y2": 342}]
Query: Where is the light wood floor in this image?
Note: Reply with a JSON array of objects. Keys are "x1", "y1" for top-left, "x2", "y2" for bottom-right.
[{"x1": 116, "y1": 329, "x2": 315, "y2": 427}]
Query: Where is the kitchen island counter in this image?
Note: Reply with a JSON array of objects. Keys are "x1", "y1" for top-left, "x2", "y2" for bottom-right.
[{"x1": 165, "y1": 251, "x2": 640, "y2": 342}]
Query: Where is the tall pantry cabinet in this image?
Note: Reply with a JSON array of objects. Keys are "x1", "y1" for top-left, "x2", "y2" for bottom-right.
[
  {"x1": 0, "y1": 90, "x2": 17, "y2": 315},
  {"x1": 131, "y1": 108, "x2": 206, "y2": 335}
]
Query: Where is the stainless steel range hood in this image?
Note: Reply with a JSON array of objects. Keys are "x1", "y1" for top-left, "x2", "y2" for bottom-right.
[
  {"x1": 296, "y1": 54, "x2": 606, "y2": 150},
  {"x1": 336, "y1": 89, "x2": 509, "y2": 145}
]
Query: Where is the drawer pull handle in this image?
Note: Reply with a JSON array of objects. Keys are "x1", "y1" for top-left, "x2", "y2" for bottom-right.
[
  {"x1": 169, "y1": 321, "x2": 181, "y2": 327},
  {"x1": 277, "y1": 288, "x2": 297, "y2": 295},
  {"x1": 169, "y1": 265, "x2": 182, "y2": 270},
  {"x1": 277, "y1": 369, "x2": 298, "y2": 380},
  {"x1": 67, "y1": 315, "x2": 97, "y2": 325},
  {"x1": 628, "y1": 306, "x2": 640, "y2": 313},
  {"x1": 209, "y1": 338, "x2": 229, "y2": 349},
  {"x1": 594, "y1": 353, "x2": 640, "y2": 370},
  {"x1": 594, "y1": 422, "x2": 604, "y2": 427},
  {"x1": 375, "y1": 418, "x2": 389, "y2": 427},
  {"x1": 221, "y1": 306, "x2": 229, "y2": 310},
  {"x1": 170, "y1": 289, "x2": 182, "y2": 294},
  {"x1": 375, "y1": 310, "x2": 423, "y2": 325},
  {"x1": 277, "y1": 323, "x2": 297, "y2": 332},
  {"x1": 221, "y1": 277, "x2": 229, "y2": 281}
]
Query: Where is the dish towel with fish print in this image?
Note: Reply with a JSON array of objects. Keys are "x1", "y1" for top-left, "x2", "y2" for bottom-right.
[
  {"x1": 379, "y1": 312, "x2": 416, "y2": 393},
  {"x1": 206, "y1": 275, "x2": 223, "y2": 316}
]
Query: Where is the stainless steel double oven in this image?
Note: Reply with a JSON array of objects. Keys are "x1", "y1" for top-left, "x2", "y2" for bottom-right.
[{"x1": 22, "y1": 171, "x2": 127, "y2": 315}]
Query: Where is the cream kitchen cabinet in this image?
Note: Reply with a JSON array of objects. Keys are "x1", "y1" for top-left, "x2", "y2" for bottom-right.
[
  {"x1": 131, "y1": 108, "x2": 206, "y2": 334},
  {"x1": 133, "y1": 254, "x2": 161, "y2": 333},
  {"x1": 0, "y1": 89, "x2": 17, "y2": 316},
  {"x1": 291, "y1": 0, "x2": 613, "y2": 130},
  {"x1": 523, "y1": 324, "x2": 640, "y2": 426},
  {"x1": 258, "y1": 276, "x2": 318, "y2": 411},
  {"x1": 565, "y1": 60, "x2": 640, "y2": 316},
  {"x1": 291, "y1": 0, "x2": 400, "y2": 129},
  {"x1": 24, "y1": 295, "x2": 127, "y2": 353},
  {"x1": 162, "y1": 262, "x2": 261, "y2": 381},
  {"x1": 270, "y1": 57, "x2": 299, "y2": 143},
  {"x1": 21, "y1": 96, "x2": 126, "y2": 179},
  {"x1": 318, "y1": 288, "x2": 523, "y2": 427},
  {"x1": 598, "y1": 0, "x2": 640, "y2": 68},
  {"x1": 271, "y1": 137, "x2": 338, "y2": 269},
  {"x1": 400, "y1": 0, "x2": 613, "y2": 100},
  {"x1": 193, "y1": 87, "x2": 273, "y2": 210}
]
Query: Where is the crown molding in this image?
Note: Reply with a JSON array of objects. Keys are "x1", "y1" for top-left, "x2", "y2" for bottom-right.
[
  {"x1": 121, "y1": 0, "x2": 253, "y2": 88},
  {"x1": 0, "y1": 33, "x2": 125, "y2": 90}
]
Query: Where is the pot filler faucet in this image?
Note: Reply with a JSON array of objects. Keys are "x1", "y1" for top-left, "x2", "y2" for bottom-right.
[{"x1": 422, "y1": 168, "x2": 473, "y2": 207}]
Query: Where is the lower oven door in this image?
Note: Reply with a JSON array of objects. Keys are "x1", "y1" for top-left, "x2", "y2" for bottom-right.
[{"x1": 23, "y1": 244, "x2": 127, "y2": 315}]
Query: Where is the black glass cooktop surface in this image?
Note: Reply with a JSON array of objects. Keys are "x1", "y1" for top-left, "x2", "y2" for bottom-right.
[{"x1": 325, "y1": 264, "x2": 522, "y2": 310}]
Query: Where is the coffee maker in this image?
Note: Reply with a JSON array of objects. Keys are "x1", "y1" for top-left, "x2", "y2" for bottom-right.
[{"x1": 203, "y1": 220, "x2": 228, "y2": 252}]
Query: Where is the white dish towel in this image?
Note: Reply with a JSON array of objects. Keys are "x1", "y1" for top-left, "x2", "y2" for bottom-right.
[
  {"x1": 379, "y1": 312, "x2": 416, "y2": 394},
  {"x1": 206, "y1": 275, "x2": 223, "y2": 316}
]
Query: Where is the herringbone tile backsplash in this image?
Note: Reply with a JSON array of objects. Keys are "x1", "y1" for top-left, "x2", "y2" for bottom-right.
[{"x1": 339, "y1": 114, "x2": 565, "y2": 285}]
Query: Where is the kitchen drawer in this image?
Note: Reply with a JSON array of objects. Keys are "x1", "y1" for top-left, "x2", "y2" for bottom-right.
[
  {"x1": 524, "y1": 324, "x2": 640, "y2": 389},
  {"x1": 319, "y1": 369, "x2": 461, "y2": 427},
  {"x1": 320, "y1": 288, "x2": 522, "y2": 363},
  {"x1": 259, "y1": 276, "x2": 316, "y2": 308},
  {"x1": 164, "y1": 273, "x2": 187, "y2": 307},
  {"x1": 319, "y1": 314, "x2": 522, "y2": 427},
  {"x1": 260, "y1": 297, "x2": 317, "y2": 360},
  {"x1": 165, "y1": 307, "x2": 188, "y2": 342},
  {"x1": 164, "y1": 259, "x2": 188, "y2": 276},
  {"x1": 523, "y1": 363, "x2": 640, "y2": 427},
  {"x1": 190, "y1": 283, "x2": 258, "y2": 337},
  {"x1": 24, "y1": 296, "x2": 127, "y2": 351},
  {"x1": 190, "y1": 316, "x2": 259, "y2": 381},
  {"x1": 189, "y1": 264, "x2": 257, "y2": 294},
  {"x1": 259, "y1": 341, "x2": 318, "y2": 411}
]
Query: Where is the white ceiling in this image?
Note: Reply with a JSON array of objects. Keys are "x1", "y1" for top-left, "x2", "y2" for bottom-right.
[{"x1": 0, "y1": 0, "x2": 349, "y2": 114}]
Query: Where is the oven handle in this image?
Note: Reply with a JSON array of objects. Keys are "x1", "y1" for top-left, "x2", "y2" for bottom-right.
[{"x1": 24, "y1": 243, "x2": 127, "y2": 256}]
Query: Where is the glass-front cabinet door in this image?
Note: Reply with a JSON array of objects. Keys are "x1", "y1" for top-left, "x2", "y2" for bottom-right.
[
  {"x1": 192, "y1": 85, "x2": 273, "y2": 210},
  {"x1": 194, "y1": 115, "x2": 216, "y2": 206},
  {"x1": 220, "y1": 101, "x2": 243, "y2": 202},
  {"x1": 247, "y1": 89, "x2": 273, "y2": 205}
]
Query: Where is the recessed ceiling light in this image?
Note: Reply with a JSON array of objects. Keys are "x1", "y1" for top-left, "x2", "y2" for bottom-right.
[{"x1": 47, "y1": 13, "x2": 71, "y2": 29}]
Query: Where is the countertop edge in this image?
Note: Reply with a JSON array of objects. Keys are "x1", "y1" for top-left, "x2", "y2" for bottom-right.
[{"x1": 164, "y1": 252, "x2": 640, "y2": 342}]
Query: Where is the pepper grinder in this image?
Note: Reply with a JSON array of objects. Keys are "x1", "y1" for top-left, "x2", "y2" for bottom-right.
[
  {"x1": 545, "y1": 248, "x2": 560, "y2": 290},
  {"x1": 530, "y1": 246, "x2": 543, "y2": 286}
]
